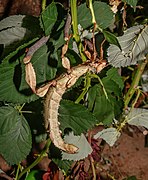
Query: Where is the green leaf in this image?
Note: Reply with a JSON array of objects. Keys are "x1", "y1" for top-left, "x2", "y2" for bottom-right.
[
  {"x1": 0, "y1": 44, "x2": 57, "y2": 104},
  {"x1": 107, "y1": 25, "x2": 148, "y2": 67},
  {"x1": 22, "y1": 16, "x2": 42, "y2": 35},
  {"x1": 0, "y1": 61, "x2": 38, "y2": 103},
  {"x1": 0, "y1": 106, "x2": 32, "y2": 165},
  {"x1": 94, "y1": 127, "x2": 121, "y2": 146},
  {"x1": 106, "y1": 68, "x2": 124, "y2": 90},
  {"x1": 0, "y1": 15, "x2": 25, "y2": 30},
  {"x1": 102, "y1": 78, "x2": 122, "y2": 96},
  {"x1": 0, "y1": 27, "x2": 30, "y2": 46},
  {"x1": 127, "y1": 108, "x2": 148, "y2": 129},
  {"x1": 53, "y1": 159, "x2": 73, "y2": 173},
  {"x1": 88, "y1": 75, "x2": 123, "y2": 125},
  {"x1": 88, "y1": 85, "x2": 112, "y2": 124},
  {"x1": 40, "y1": 3, "x2": 57, "y2": 35},
  {"x1": 0, "y1": 15, "x2": 41, "y2": 48},
  {"x1": 122, "y1": 0, "x2": 138, "y2": 11},
  {"x1": 20, "y1": 44, "x2": 57, "y2": 86},
  {"x1": 94, "y1": 2, "x2": 114, "y2": 29},
  {"x1": 40, "y1": 2, "x2": 65, "y2": 36},
  {"x1": 103, "y1": 30, "x2": 121, "y2": 50},
  {"x1": 78, "y1": 3, "x2": 92, "y2": 29},
  {"x1": 2, "y1": 37, "x2": 39, "y2": 63},
  {"x1": 0, "y1": 15, "x2": 41, "y2": 59},
  {"x1": 62, "y1": 132, "x2": 92, "y2": 161},
  {"x1": 59, "y1": 100, "x2": 97, "y2": 135},
  {"x1": 78, "y1": 2, "x2": 114, "y2": 29}
]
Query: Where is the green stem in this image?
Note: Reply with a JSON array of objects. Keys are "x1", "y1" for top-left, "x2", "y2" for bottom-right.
[
  {"x1": 17, "y1": 138, "x2": 51, "y2": 180},
  {"x1": 87, "y1": 0, "x2": 96, "y2": 25},
  {"x1": 42, "y1": 0, "x2": 46, "y2": 11},
  {"x1": 70, "y1": 0, "x2": 79, "y2": 43},
  {"x1": 15, "y1": 163, "x2": 21, "y2": 180},
  {"x1": 124, "y1": 58, "x2": 148, "y2": 108},
  {"x1": 90, "y1": 74, "x2": 108, "y2": 99},
  {"x1": 132, "y1": 88, "x2": 141, "y2": 108},
  {"x1": 70, "y1": 0, "x2": 86, "y2": 62},
  {"x1": 75, "y1": 74, "x2": 91, "y2": 104}
]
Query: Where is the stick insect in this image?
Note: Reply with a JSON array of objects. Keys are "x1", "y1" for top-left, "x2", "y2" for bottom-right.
[{"x1": 23, "y1": 30, "x2": 106, "y2": 153}]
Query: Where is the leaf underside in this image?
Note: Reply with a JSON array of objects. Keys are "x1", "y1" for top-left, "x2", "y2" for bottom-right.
[
  {"x1": 127, "y1": 108, "x2": 148, "y2": 129},
  {"x1": 107, "y1": 25, "x2": 148, "y2": 67},
  {"x1": 94, "y1": 127, "x2": 121, "y2": 146},
  {"x1": 62, "y1": 132, "x2": 92, "y2": 161}
]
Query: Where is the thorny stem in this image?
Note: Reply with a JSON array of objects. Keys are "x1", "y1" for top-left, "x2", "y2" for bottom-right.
[
  {"x1": 70, "y1": 0, "x2": 86, "y2": 62},
  {"x1": 124, "y1": 57, "x2": 148, "y2": 108},
  {"x1": 42, "y1": 0, "x2": 46, "y2": 11},
  {"x1": 17, "y1": 138, "x2": 51, "y2": 180}
]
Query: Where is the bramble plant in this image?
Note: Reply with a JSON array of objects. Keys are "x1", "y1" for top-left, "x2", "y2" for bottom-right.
[{"x1": 0, "y1": 0, "x2": 147, "y2": 179}]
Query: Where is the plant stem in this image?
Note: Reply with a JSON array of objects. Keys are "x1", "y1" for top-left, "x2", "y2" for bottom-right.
[
  {"x1": 75, "y1": 74, "x2": 91, "y2": 104},
  {"x1": 70, "y1": 0, "x2": 79, "y2": 43},
  {"x1": 132, "y1": 88, "x2": 141, "y2": 108},
  {"x1": 90, "y1": 74, "x2": 108, "y2": 99},
  {"x1": 87, "y1": 0, "x2": 96, "y2": 25},
  {"x1": 15, "y1": 163, "x2": 21, "y2": 180},
  {"x1": 42, "y1": 0, "x2": 46, "y2": 11},
  {"x1": 124, "y1": 57, "x2": 148, "y2": 108},
  {"x1": 70, "y1": 0, "x2": 86, "y2": 62},
  {"x1": 17, "y1": 138, "x2": 51, "y2": 180}
]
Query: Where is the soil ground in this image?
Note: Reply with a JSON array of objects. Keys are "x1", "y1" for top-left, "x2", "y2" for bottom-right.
[{"x1": 102, "y1": 129, "x2": 148, "y2": 180}]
